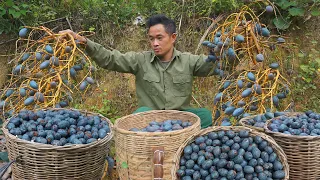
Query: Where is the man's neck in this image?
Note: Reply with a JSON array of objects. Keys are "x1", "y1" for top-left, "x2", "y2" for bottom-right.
[{"x1": 159, "y1": 48, "x2": 174, "y2": 62}]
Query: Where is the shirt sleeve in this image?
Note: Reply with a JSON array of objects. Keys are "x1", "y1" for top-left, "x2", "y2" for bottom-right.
[
  {"x1": 85, "y1": 39, "x2": 140, "y2": 74},
  {"x1": 189, "y1": 54, "x2": 218, "y2": 77}
]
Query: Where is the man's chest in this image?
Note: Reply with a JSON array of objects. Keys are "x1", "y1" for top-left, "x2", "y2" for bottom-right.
[{"x1": 136, "y1": 60, "x2": 194, "y2": 97}]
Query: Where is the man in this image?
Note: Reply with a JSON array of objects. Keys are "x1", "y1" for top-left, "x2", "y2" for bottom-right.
[{"x1": 59, "y1": 14, "x2": 217, "y2": 128}]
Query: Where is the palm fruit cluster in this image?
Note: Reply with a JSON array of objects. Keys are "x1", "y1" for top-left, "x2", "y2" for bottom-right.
[
  {"x1": 201, "y1": 1, "x2": 294, "y2": 125},
  {"x1": 0, "y1": 26, "x2": 97, "y2": 118}
]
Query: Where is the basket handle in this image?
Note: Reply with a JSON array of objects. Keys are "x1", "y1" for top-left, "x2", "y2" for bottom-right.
[
  {"x1": 152, "y1": 147, "x2": 164, "y2": 180},
  {"x1": 0, "y1": 160, "x2": 15, "y2": 178}
]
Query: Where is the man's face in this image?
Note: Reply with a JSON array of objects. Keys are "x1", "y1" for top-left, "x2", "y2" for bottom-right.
[{"x1": 148, "y1": 24, "x2": 176, "y2": 57}]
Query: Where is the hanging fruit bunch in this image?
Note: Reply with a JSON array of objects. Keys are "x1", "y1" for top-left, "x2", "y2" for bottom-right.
[
  {"x1": 213, "y1": 68, "x2": 291, "y2": 125},
  {"x1": 200, "y1": 1, "x2": 296, "y2": 125},
  {"x1": 0, "y1": 26, "x2": 97, "y2": 118}
]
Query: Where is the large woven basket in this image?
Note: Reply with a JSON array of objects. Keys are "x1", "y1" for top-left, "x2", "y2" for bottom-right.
[
  {"x1": 114, "y1": 110, "x2": 201, "y2": 180},
  {"x1": 172, "y1": 126, "x2": 290, "y2": 180},
  {"x1": 264, "y1": 112, "x2": 320, "y2": 180},
  {"x1": 2, "y1": 108, "x2": 113, "y2": 180}
]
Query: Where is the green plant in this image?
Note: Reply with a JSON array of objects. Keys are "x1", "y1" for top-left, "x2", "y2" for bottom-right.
[
  {"x1": 0, "y1": 0, "x2": 30, "y2": 34},
  {"x1": 272, "y1": 0, "x2": 320, "y2": 30},
  {"x1": 297, "y1": 47, "x2": 320, "y2": 89},
  {"x1": 210, "y1": 0, "x2": 244, "y2": 14},
  {"x1": 292, "y1": 42, "x2": 320, "y2": 111},
  {"x1": 1, "y1": 0, "x2": 246, "y2": 36}
]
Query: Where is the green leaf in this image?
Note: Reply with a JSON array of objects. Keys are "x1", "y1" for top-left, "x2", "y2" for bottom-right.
[
  {"x1": 311, "y1": 8, "x2": 320, "y2": 16},
  {"x1": 0, "y1": 7, "x2": 6, "y2": 17},
  {"x1": 276, "y1": 0, "x2": 297, "y2": 9},
  {"x1": 300, "y1": 64, "x2": 309, "y2": 72},
  {"x1": 0, "y1": 152, "x2": 9, "y2": 162},
  {"x1": 8, "y1": 8, "x2": 21, "y2": 18},
  {"x1": 121, "y1": 162, "x2": 128, "y2": 168},
  {"x1": 298, "y1": 53, "x2": 305, "y2": 58},
  {"x1": 20, "y1": 9, "x2": 27, "y2": 16},
  {"x1": 288, "y1": 7, "x2": 305, "y2": 16},
  {"x1": 315, "y1": 58, "x2": 320, "y2": 64},
  {"x1": 305, "y1": 78, "x2": 312, "y2": 83},
  {"x1": 12, "y1": 5, "x2": 20, "y2": 11},
  {"x1": 21, "y1": 4, "x2": 29, "y2": 8},
  {"x1": 5, "y1": 0, "x2": 14, "y2": 7},
  {"x1": 309, "y1": 53, "x2": 314, "y2": 58},
  {"x1": 89, "y1": 27, "x2": 95, "y2": 32},
  {"x1": 273, "y1": 17, "x2": 291, "y2": 30},
  {"x1": 11, "y1": 12, "x2": 21, "y2": 18},
  {"x1": 8, "y1": 8, "x2": 15, "y2": 14}
]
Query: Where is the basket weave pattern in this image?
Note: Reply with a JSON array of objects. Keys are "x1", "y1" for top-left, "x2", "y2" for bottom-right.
[
  {"x1": 265, "y1": 113, "x2": 320, "y2": 180},
  {"x1": 2, "y1": 108, "x2": 114, "y2": 180},
  {"x1": 114, "y1": 110, "x2": 201, "y2": 180},
  {"x1": 172, "y1": 126, "x2": 290, "y2": 180}
]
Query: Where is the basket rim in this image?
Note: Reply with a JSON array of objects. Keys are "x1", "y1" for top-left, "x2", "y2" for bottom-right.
[
  {"x1": 113, "y1": 110, "x2": 201, "y2": 136},
  {"x1": 239, "y1": 114, "x2": 265, "y2": 131},
  {"x1": 264, "y1": 112, "x2": 320, "y2": 140},
  {"x1": 171, "y1": 126, "x2": 290, "y2": 180},
  {"x1": 2, "y1": 107, "x2": 114, "y2": 150},
  {"x1": 239, "y1": 112, "x2": 303, "y2": 132}
]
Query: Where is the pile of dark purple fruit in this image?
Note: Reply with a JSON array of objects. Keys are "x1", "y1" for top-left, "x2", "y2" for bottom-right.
[
  {"x1": 129, "y1": 120, "x2": 192, "y2": 132},
  {"x1": 243, "y1": 111, "x2": 287, "y2": 128},
  {"x1": 267, "y1": 110, "x2": 320, "y2": 136},
  {"x1": 176, "y1": 130, "x2": 286, "y2": 180},
  {"x1": 6, "y1": 109, "x2": 111, "y2": 145}
]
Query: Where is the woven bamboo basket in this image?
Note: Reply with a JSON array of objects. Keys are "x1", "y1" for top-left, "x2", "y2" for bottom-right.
[
  {"x1": 264, "y1": 112, "x2": 320, "y2": 180},
  {"x1": 239, "y1": 112, "x2": 302, "y2": 132},
  {"x1": 172, "y1": 126, "x2": 290, "y2": 180},
  {"x1": 114, "y1": 110, "x2": 201, "y2": 180},
  {"x1": 2, "y1": 108, "x2": 114, "y2": 180}
]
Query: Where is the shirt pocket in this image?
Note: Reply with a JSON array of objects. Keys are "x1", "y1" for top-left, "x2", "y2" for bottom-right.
[
  {"x1": 172, "y1": 74, "x2": 192, "y2": 97},
  {"x1": 143, "y1": 73, "x2": 160, "y2": 96}
]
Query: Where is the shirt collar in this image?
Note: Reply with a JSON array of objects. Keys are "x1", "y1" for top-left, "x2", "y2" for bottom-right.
[{"x1": 150, "y1": 47, "x2": 181, "y2": 63}]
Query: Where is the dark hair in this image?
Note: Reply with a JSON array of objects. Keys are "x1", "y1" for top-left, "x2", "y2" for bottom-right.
[{"x1": 146, "y1": 14, "x2": 176, "y2": 35}]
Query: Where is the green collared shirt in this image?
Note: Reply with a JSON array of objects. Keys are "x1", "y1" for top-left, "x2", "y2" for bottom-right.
[{"x1": 85, "y1": 39, "x2": 216, "y2": 110}]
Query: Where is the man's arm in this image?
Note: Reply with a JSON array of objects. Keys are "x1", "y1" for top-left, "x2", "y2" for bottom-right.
[
  {"x1": 189, "y1": 53, "x2": 237, "y2": 77},
  {"x1": 189, "y1": 54, "x2": 218, "y2": 77},
  {"x1": 59, "y1": 29, "x2": 140, "y2": 74},
  {"x1": 85, "y1": 39, "x2": 140, "y2": 74}
]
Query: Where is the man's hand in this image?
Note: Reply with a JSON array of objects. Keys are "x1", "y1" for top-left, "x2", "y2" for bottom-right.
[{"x1": 58, "y1": 29, "x2": 87, "y2": 44}]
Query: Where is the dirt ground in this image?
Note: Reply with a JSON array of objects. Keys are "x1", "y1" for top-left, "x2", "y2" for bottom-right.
[{"x1": 0, "y1": 55, "x2": 9, "y2": 89}]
